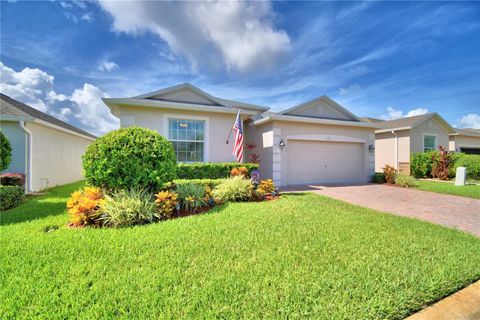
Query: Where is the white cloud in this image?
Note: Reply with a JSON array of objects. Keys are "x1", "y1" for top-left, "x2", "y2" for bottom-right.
[
  {"x1": 458, "y1": 113, "x2": 480, "y2": 129},
  {"x1": 97, "y1": 1, "x2": 290, "y2": 72},
  {"x1": 97, "y1": 60, "x2": 119, "y2": 72},
  {"x1": 339, "y1": 84, "x2": 361, "y2": 96},
  {"x1": 0, "y1": 62, "x2": 118, "y2": 135},
  {"x1": 81, "y1": 12, "x2": 94, "y2": 22},
  {"x1": 381, "y1": 106, "x2": 429, "y2": 120}
]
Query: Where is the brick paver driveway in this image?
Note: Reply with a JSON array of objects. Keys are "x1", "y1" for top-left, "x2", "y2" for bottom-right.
[{"x1": 283, "y1": 184, "x2": 480, "y2": 237}]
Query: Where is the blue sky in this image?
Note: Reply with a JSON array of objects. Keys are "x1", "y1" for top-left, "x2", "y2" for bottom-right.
[{"x1": 1, "y1": 0, "x2": 479, "y2": 135}]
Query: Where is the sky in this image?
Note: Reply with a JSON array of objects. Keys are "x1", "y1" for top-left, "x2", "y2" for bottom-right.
[{"x1": 1, "y1": 0, "x2": 479, "y2": 135}]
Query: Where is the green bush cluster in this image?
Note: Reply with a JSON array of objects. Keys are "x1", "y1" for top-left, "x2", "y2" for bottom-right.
[
  {"x1": 0, "y1": 186, "x2": 24, "y2": 211},
  {"x1": 212, "y1": 176, "x2": 254, "y2": 202},
  {"x1": 175, "y1": 183, "x2": 206, "y2": 212},
  {"x1": 177, "y1": 162, "x2": 258, "y2": 179},
  {"x1": 411, "y1": 151, "x2": 480, "y2": 180},
  {"x1": 454, "y1": 154, "x2": 480, "y2": 180},
  {"x1": 371, "y1": 172, "x2": 385, "y2": 183},
  {"x1": 0, "y1": 131, "x2": 12, "y2": 171},
  {"x1": 83, "y1": 127, "x2": 177, "y2": 191},
  {"x1": 395, "y1": 174, "x2": 418, "y2": 188},
  {"x1": 101, "y1": 189, "x2": 157, "y2": 227}
]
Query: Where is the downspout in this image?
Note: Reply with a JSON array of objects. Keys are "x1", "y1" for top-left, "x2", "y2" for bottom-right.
[
  {"x1": 19, "y1": 121, "x2": 32, "y2": 193},
  {"x1": 391, "y1": 130, "x2": 398, "y2": 170}
]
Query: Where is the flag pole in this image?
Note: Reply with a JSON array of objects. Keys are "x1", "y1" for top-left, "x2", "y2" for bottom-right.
[{"x1": 226, "y1": 108, "x2": 241, "y2": 144}]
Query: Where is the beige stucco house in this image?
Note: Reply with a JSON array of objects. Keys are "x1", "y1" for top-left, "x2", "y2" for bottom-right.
[
  {"x1": 1, "y1": 94, "x2": 96, "y2": 192},
  {"x1": 373, "y1": 113, "x2": 455, "y2": 174},
  {"x1": 449, "y1": 128, "x2": 480, "y2": 154},
  {"x1": 103, "y1": 83, "x2": 378, "y2": 186}
]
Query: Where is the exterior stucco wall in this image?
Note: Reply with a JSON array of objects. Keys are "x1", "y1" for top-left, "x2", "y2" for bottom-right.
[
  {"x1": 116, "y1": 105, "x2": 246, "y2": 163},
  {"x1": 271, "y1": 121, "x2": 375, "y2": 186},
  {"x1": 0, "y1": 121, "x2": 26, "y2": 174},
  {"x1": 374, "y1": 130, "x2": 410, "y2": 172},
  {"x1": 449, "y1": 135, "x2": 480, "y2": 152},
  {"x1": 27, "y1": 122, "x2": 92, "y2": 191},
  {"x1": 410, "y1": 119, "x2": 449, "y2": 153},
  {"x1": 244, "y1": 121, "x2": 273, "y2": 180}
]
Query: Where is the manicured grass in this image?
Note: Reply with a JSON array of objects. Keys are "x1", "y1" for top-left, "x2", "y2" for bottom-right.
[
  {"x1": 415, "y1": 180, "x2": 480, "y2": 199},
  {"x1": 1, "y1": 182, "x2": 480, "y2": 319}
]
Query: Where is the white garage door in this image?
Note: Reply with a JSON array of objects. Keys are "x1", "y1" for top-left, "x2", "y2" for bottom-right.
[{"x1": 286, "y1": 140, "x2": 365, "y2": 185}]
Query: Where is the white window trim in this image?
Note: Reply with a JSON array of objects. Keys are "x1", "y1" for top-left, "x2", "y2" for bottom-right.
[
  {"x1": 163, "y1": 113, "x2": 209, "y2": 162},
  {"x1": 422, "y1": 133, "x2": 438, "y2": 152}
]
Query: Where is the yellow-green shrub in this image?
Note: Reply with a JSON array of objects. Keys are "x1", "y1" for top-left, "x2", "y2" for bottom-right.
[
  {"x1": 66, "y1": 187, "x2": 104, "y2": 227},
  {"x1": 155, "y1": 190, "x2": 178, "y2": 219}
]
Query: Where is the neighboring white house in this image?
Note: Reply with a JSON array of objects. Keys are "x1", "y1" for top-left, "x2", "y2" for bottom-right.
[
  {"x1": 103, "y1": 83, "x2": 378, "y2": 186},
  {"x1": 449, "y1": 128, "x2": 480, "y2": 154},
  {"x1": 0, "y1": 94, "x2": 96, "y2": 192}
]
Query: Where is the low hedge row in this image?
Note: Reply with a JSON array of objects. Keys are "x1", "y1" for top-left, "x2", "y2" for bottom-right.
[
  {"x1": 163, "y1": 179, "x2": 224, "y2": 190},
  {"x1": 0, "y1": 186, "x2": 24, "y2": 211},
  {"x1": 411, "y1": 152, "x2": 480, "y2": 180},
  {"x1": 177, "y1": 162, "x2": 259, "y2": 179}
]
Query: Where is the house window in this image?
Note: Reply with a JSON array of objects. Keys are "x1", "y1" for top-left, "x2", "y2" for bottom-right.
[
  {"x1": 424, "y1": 135, "x2": 437, "y2": 152},
  {"x1": 168, "y1": 118, "x2": 205, "y2": 162}
]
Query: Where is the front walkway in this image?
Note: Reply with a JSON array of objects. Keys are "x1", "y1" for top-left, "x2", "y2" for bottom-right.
[{"x1": 282, "y1": 184, "x2": 480, "y2": 237}]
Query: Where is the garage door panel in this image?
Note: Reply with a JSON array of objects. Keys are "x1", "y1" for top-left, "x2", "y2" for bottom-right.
[{"x1": 286, "y1": 140, "x2": 365, "y2": 185}]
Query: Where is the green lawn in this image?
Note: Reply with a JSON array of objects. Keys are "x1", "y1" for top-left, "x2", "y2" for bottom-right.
[
  {"x1": 415, "y1": 180, "x2": 480, "y2": 199},
  {"x1": 1, "y1": 182, "x2": 480, "y2": 319}
]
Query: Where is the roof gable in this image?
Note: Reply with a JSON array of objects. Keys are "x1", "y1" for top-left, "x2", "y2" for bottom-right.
[
  {"x1": 280, "y1": 96, "x2": 360, "y2": 122},
  {"x1": 134, "y1": 83, "x2": 225, "y2": 107},
  {"x1": 375, "y1": 113, "x2": 455, "y2": 134}
]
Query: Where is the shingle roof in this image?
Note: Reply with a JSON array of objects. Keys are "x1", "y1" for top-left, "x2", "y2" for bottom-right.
[
  {"x1": 359, "y1": 117, "x2": 383, "y2": 123},
  {"x1": 376, "y1": 113, "x2": 434, "y2": 130},
  {"x1": 454, "y1": 128, "x2": 480, "y2": 137},
  {"x1": 0, "y1": 93, "x2": 96, "y2": 139}
]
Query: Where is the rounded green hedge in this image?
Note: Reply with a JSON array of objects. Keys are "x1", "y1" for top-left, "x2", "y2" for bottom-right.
[
  {"x1": 0, "y1": 131, "x2": 12, "y2": 171},
  {"x1": 83, "y1": 127, "x2": 177, "y2": 191}
]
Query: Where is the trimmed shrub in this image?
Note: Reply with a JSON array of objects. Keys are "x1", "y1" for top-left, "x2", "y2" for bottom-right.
[
  {"x1": 258, "y1": 179, "x2": 275, "y2": 194},
  {"x1": 383, "y1": 164, "x2": 397, "y2": 184},
  {"x1": 395, "y1": 174, "x2": 418, "y2": 188},
  {"x1": 371, "y1": 172, "x2": 386, "y2": 183},
  {"x1": 163, "y1": 179, "x2": 224, "y2": 191},
  {"x1": 83, "y1": 127, "x2": 177, "y2": 191},
  {"x1": 454, "y1": 154, "x2": 480, "y2": 180},
  {"x1": 101, "y1": 189, "x2": 157, "y2": 227},
  {"x1": 176, "y1": 183, "x2": 206, "y2": 212},
  {"x1": 177, "y1": 162, "x2": 258, "y2": 179},
  {"x1": 0, "y1": 173, "x2": 25, "y2": 187},
  {"x1": 411, "y1": 151, "x2": 436, "y2": 178},
  {"x1": 0, "y1": 131, "x2": 12, "y2": 171},
  {"x1": 66, "y1": 187, "x2": 104, "y2": 227},
  {"x1": 0, "y1": 186, "x2": 24, "y2": 210},
  {"x1": 213, "y1": 176, "x2": 253, "y2": 202}
]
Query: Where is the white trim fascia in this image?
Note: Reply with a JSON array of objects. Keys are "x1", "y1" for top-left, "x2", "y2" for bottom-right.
[
  {"x1": 19, "y1": 121, "x2": 32, "y2": 193},
  {"x1": 450, "y1": 132, "x2": 480, "y2": 138},
  {"x1": 33, "y1": 119, "x2": 96, "y2": 141},
  {"x1": 279, "y1": 95, "x2": 361, "y2": 122},
  {"x1": 253, "y1": 115, "x2": 380, "y2": 128},
  {"x1": 422, "y1": 133, "x2": 439, "y2": 152},
  {"x1": 375, "y1": 127, "x2": 411, "y2": 133},
  {"x1": 103, "y1": 98, "x2": 258, "y2": 116},
  {"x1": 286, "y1": 134, "x2": 367, "y2": 144},
  {"x1": 163, "y1": 113, "x2": 210, "y2": 163}
]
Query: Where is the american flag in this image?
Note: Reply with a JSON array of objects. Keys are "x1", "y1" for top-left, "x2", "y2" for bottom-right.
[{"x1": 232, "y1": 109, "x2": 244, "y2": 162}]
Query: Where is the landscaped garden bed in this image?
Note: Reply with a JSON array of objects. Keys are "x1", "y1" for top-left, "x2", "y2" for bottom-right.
[{"x1": 68, "y1": 127, "x2": 277, "y2": 228}]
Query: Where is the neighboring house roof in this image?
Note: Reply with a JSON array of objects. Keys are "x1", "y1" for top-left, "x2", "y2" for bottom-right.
[
  {"x1": 451, "y1": 128, "x2": 480, "y2": 137},
  {"x1": 375, "y1": 113, "x2": 455, "y2": 134},
  {"x1": 359, "y1": 117, "x2": 383, "y2": 123},
  {"x1": 104, "y1": 83, "x2": 268, "y2": 117},
  {"x1": 0, "y1": 93, "x2": 96, "y2": 139}
]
